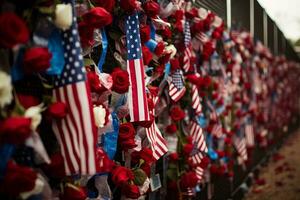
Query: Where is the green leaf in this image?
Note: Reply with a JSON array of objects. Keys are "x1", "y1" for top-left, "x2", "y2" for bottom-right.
[
  {"x1": 84, "y1": 58, "x2": 96, "y2": 67},
  {"x1": 133, "y1": 169, "x2": 147, "y2": 186}
]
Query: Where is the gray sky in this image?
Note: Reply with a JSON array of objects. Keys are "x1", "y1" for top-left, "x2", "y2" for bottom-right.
[{"x1": 257, "y1": 0, "x2": 300, "y2": 40}]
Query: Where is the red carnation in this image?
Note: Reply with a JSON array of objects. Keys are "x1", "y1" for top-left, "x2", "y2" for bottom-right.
[
  {"x1": 0, "y1": 12, "x2": 29, "y2": 48},
  {"x1": 170, "y1": 106, "x2": 185, "y2": 121},
  {"x1": 142, "y1": 46, "x2": 153, "y2": 65},
  {"x1": 165, "y1": 124, "x2": 177, "y2": 134},
  {"x1": 48, "y1": 102, "x2": 68, "y2": 119},
  {"x1": 82, "y1": 7, "x2": 112, "y2": 29},
  {"x1": 143, "y1": 1, "x2": 159, "y2": 18},
  {"x1": 0, "y1": 117, "x2": 32, "y2": 145},
  {"x1": 23, "y1": 47, "x2": 52, "y2": 73},
  {"x1": 111, "y1": 166, "x2": 134, "y2": 186},
  {"x1": 111, "y1": 68, "x2": 130, "y2": 94}
]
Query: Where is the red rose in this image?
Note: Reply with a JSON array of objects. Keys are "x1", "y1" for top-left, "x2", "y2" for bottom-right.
[
  {"x1": 118, "y1": 122, "x2": 136, "y2": 150},
  {"x1": 87, "y1": 71, "x2": 106, "y2": 93},
  {"x1": 0, "y1": 12, "x2": 29, "y2": 48},
  {"x1": 154, "y1": 41, "x2": 165, "y2": 55},
  {"x1": 111, "y1": 68, "x2": 130, "y2": 94},
  {"x1": 210, "y1": 164, "x2": 218, "y2": 174},
  {"x1": 169, "y1": 152, "x2": 179, "y2": 162},
  {"x1": 97, "y1": 147, "x2": 114, "y2": 173},
  {"x1": 23, "y1": 47, "x2": 52, "y2": 73},
  {"x1": 186, "y1": 136, "x2": 193, "y2": 144},
  {"x1": 78, "y1": 21, "x2": 95, "y2": 48},
  {"x1": 42, "y1": 153, "x2": 66, "y2": 179},
  {"x1": 142, "y1": 46, "x2": 153, "y2": 65},
  {"x1": 17, "y1": 94, "x2": 40, "y2": 109},
  {"x1": 82, "y1": 7, "x2": 112, "y2": 29},
  {"x1": 185, "y1": 8, "x2": 198, "y2": 19},
  {"x1": 119, "y1": 139, "x2": 137, "y2": 150},
  {"x1": 121, "y1": 183, "x2": 140, "y2": 199},
  {"x1": 172, "y1": 10, "x2": 184, "y2": 22},
  {"x1": 48, "y1": 102, "x2": 68, "y2": 119},
  {"x1": 183, "y1": 143, "x2": 193, "y2": 155},
  {"x1": 91, "y1": 0, "x2": 115, "y2": 13},
  {"x1": 165, "y1": 124, "x2": 177, "y2": 134},
  {"x1": 170, "y1": 58, "x2": 180, "y2": 71},
  {"x1": 0, "y1": 117, "x2": 32, "y2": 144},
  {"x1": 111, "y1": 166, "x2": 134, "y2": 185},
  {"x1": 60, "y1": 184, "x2": 87, "y2": 200},
  {"x1": 160, "y1": 27, "x2": 172, "y2": 39},
  {"x1": 202, "y1": 41, "x2": 215, "y2": 61},
  {"x1": 158, "y1": 52, "x2": 171, "y2": 65},
  {"x1": 120, "y1": 0, "x2": 139, "y2": 14},
  {"x1": 140, "y1": 25, "x2": 151, "y2": 43},
  {"x1": 170, "y1": 106, "x2": 185, "y2": 121},
  {"x1": 186, "y1": 74, "x2": 199, "y2": 85},
  {"x1": 180, "y1": 172, "x2": 198, "y2": 189},
  {"x1": 142, "y1": 1, "x2": 159, "y2": 18},
  {"x1": 199, "y1": 156, "x2": 210, "y2": 168},
  {"x1": 140, "y1": 163, "x2": 151, "y2": 176},
  {"x1": 0, "y1": 161, "x2": 37, "y2": 197},
  {"x1": 132, "y1": 147, "x2": 154, "y2": 165}
]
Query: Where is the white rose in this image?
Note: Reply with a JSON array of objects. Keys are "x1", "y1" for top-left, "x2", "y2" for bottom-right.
[
  {"x1": 0, "y1": 71, "x2": 13, "y2": 108},
  {"x1": 93, "y1": 105, "x2": 107, "y2": 128},
  {"x1": 54, "y1": 4, "x2": 72, "y2": 31},
  {"x1": 25, "y1": 104, "x2": 44, "y2": 131}
]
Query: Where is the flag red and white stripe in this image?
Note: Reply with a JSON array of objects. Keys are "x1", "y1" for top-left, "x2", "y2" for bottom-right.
[
  {"x1": 146, "y1": 94, "x2": 168, "y2": 160},
  {"x1": 190, "y1": 151, "x2": 204, "y2": 165},
  {"x1": 234, "y1": 136, "x2": 248, "y2": 161},
  {"x1": 183, "y1": 20, "x2": 192, "y2": 72},
  {"x1": 168, "y1": 70, "x2": 186, "y2": 102},
  {"x1": 195, "y1": 166, "x2": 204, "y2": 181},
  {"x1": 211, "y1": 124, "x2": 223, "y2": 138},
  {"x1": 52, "y1": 1, "x2": 97, "y2": 175},
  {"x1": 126, "y1": 12, "x2": 150, "y2": 122},
  {"x1": 190, "y1": 121, "x2": 208, "y2": 153},
  {"x1": 245, "y1": 124, "x2": 255, "y2": 147},
  {"x1": 191, "y1": 84, "x2": 202, "y2": 116}
]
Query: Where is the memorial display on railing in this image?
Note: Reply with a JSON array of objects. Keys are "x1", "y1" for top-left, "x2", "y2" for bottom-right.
[{"x1": 0, "y1": 0, "x2": 299, "y2": 199}]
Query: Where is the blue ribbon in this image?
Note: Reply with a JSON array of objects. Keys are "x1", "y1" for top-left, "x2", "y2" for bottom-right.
[
  {"x1": 164, "y1": 62, "x2": 171, "y2": 79},
  {"x1": 206, "y1": 134, "x2": 218, "y2": 160},
  {"x1": 101, "y1": 112, "x2": 119, "y2": 160},
  {"x1": 0, "y1": 144, "x2": 15, "y2": 180},
  {"x1": 46, "y1": 29, "x2": 65, "y2": 75},
  {"x1": 145, "y1": 39, "x2": 158, "y2": 52},
  {"x1": 216, "y1": 105, "x2": 225, "y2": 115},
  {"x1": 11, "y1": 48, "x2": 25, "y2": 82},
  {"x1": 197, "y1": 114, "x2": 207, "y2": 128},
  {"x1": 150, "y1": 21, "x2": 156, "y2": 40},
  {"x1": 97, "y1": 28, "x2": 108, "y2": 72}
]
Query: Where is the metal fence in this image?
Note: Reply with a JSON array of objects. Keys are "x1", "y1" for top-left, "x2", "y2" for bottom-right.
[{"x1": 194, "y1": 0, "x2": 300, "y2": 62}]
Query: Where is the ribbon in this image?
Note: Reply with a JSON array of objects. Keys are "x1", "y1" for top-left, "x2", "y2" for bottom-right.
[
  {"x1": 46, "y1": 28, "x2": 65, "y2": 75},
  {"x1": 150, "y1": 21, "x2": 156, "y2": 40},
  {"x1": 164, "y1": 62, "x2": 171, "y2": 79},
  {"x1": 206, "y1": 134, "x2": 218, "y2": 160},
  {"x1": 0, "y1": 144, "x2": 15, "y2": 180},
  {"x1": 145, "y1": 39, "x2": 158, "y2": 52},
  {"x1": 97, "y1": 28, "x2": 108, "y2": 72},
  {"x1": 101, "y1": 112, "x2": 119, "y2": 160}
]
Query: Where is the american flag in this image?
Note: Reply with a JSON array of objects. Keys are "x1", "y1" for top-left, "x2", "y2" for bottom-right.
[
  {"x1": 191, "y1": 84, "x2": 202, "y2": 116},
  {"x1": 189, "y1": 151, "x2": 204, "y2": 165},
  {"x1": 183, "y1": 20, "x2": 192, "y2": 72},
  {"x1": 195, "y1": 166, "x2": 204, "y2": 181},
  {"x1": 52, "y1": 0, "x2": 97, "y2": 175},
  {"x1": 190, "y1": 121, "x2": 208, "y2": 153},
  {"x1": 211, "y1": 124, "x2": 223, "y2": 138},
  {"x1": 207, "y1": 100, "x2": 218, "y2": 121},
  {"x1": 168, "y1": 69, "x2": 186, "y2": 102},
  {"x1": 146, "y1": 94, "x2": 168, "y2": 160},
  {"x1": 245, "y1": 124, "x2": 255, "y2": 147},
  {"x1": 125, "y1": 13, "x2": 150, "y2": 122},
  {"x1": 233, "y1": 136, "x2": 248, "y2": 161}
]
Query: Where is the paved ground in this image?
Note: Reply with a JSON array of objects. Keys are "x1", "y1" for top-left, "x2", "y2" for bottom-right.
[{"x1": 245, "y1": 130, "x2": 300, "y2": 200}]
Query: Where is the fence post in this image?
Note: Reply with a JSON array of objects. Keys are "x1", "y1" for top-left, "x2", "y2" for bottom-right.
[
  {"x1": 226, "y1": 0, "x2": 231, "y2": 29},
  {"x1": 250, "y1": 0, "x2": 254, "y2": 36},
  {"x1": 263, "y1": 10, "x2": 268, "y2": 46}
]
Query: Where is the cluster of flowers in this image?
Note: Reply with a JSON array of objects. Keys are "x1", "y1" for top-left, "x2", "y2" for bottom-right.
[{"x1": 0, "y1": 0, "x2": 299, "y2": 199}]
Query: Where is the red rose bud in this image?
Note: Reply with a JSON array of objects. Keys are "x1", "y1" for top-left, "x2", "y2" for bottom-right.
[
  {"x1": 111, "y1": 166, "x2": 134, "y2": 186},
  {"x1": 0, "y1": 117, "x2": 32, "y2": 145},
  {"x1": 183, "y1": 143, "x2": 193, "y2": 155},
  {"x1": 170, "y1": 58, "x2": 180, "y2": 71},
  {"x1": 143, "y1": 1, "x2": 159, "y2": 18},
  {"x1": 121, "y1": 183, "x2": 140, "y2": 199},
  {"x1": 0, "y1": 12, "x2": 29, "y2": 48},
  {"x1": 170, "y1": 106, "x2": 185, "y2": 121},
  {"x1": 154, "y1": 41, "x2": 165, "y2": 56},
  {"x1": 142, "y1": 46, "x2": 153, "y2": 65},
  {"x1": 91, "y1": 0, "x2": 115, "y2": 13},
  {"x1": 23, "y1": 47, "x2": 52, "y2": 73},
  {"x1": 48, "y1": 102, "x2": 68, "y2": 119},
  {"x1": 165, "y1": 124, "x2": 177, "y2": 134},
  {"x1": 82, "y1": 7, "x2": 112, "y2": 29},
  {"x1": 17, "y1": 94, "x2": 40, "y2": 109},
  {"x1": 120, "y1": 0, "x2": 139, "y2": 14},
  {"x1": 78, "y1": 21, "x2": 95, "y2": 48},
  {"x1": 60, "y1": 184, "x2": 87, "y2": 200},
  {"x1": 111, "y1": 68, "x2": 130, "y2": 94},
  {"x1": 180, "y1": 172, "x2": 198, "y2": 189},
  {"x1": 169, "y1": 152, "x2": 179, "y2": 162},
  {"x1": 0, "y1": 161, "x2": 37, "y2": 197}
]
